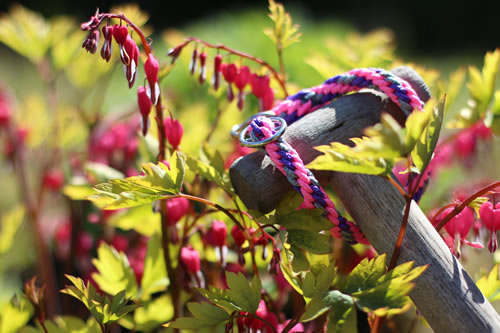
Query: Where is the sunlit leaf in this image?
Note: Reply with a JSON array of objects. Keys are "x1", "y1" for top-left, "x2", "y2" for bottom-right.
[
  {"x1": 0, "y1": 206, "x2": 25, "y2": 254},
  {"x1": 0, "y1": 295, "x2": 33, "y2": 333},
  {"x1": 84, "y1": 162, "x2": 125, "y2": 182},
  {"x1": 88, "y1": 155, "x2": 185, "y2": 209},
  {"x1": 128, "y1": 295, "x2": 173, "y2": 331},
  {"x1": 264, "y1": 0, "x2": 301, "y2": 50},
  {"x1": 198, "y1": 287, "x2": 241, "y2": 312},
  {"x1": 107, "y1": 205, "x2": 160, "y2": 236},
  {"x1": 467, "y1": 49, "x2": 499, "y2": 116},
  {"x1": 477, "y1": 265, "x2": 500, "y2": 302},
  {"x1": 485, "y1": 91, "x2": 500, "y2": 136},
  {"x1": 0, "y1": 5, "x2": 51, "y2": 62},
  {"x1": 91, "y1": 243, "x2": 138, "y2": 298},
  {"x1": 140, "y1": 234, "x2": 169, "y2": 300},
  {"x1": 411, "y1": 96, "x2": 445, "y2": 172}
]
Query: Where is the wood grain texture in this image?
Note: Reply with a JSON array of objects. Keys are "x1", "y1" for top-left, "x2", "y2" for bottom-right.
[{"x1": 229, "y1": 68, "x2": 500, "y2": 332}]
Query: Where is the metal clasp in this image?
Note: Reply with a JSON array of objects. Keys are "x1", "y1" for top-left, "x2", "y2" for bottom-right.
[{"x1": 233, "y1": 113, "x2": 287, "y2": 148}]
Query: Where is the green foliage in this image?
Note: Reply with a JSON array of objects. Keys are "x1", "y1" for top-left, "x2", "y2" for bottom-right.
[
  {"x1": 107, "y1": 205, "x2": 161, "y2": 236},
  {"x1": 140, "y1": 233, "x2": 169, "y2": 300},
  {"x1": 307, "y1": 29, "x2": 394, "y2": 79},
  {"x1": 0, "y1": 5, "x2": 51, "y2": 62},
  {"x1": 264, "y1": 0, "x2": 301, "y2": 50},
  {"x1": 467, "y1": 49, "x2": 500, "y2": 117},
  {"x1": 225, "y1": 272, "x2": 262, "y2": 313},
  {"x1": 411, "y1": 96, "x2": 445, "y2": 173},
  {"x1": 84, "y1": 162, "x2": 125, "y2": 182},
  {"x1": 0, "y1": 206, "x2": 25, "y2": 255},
  {"x1": 0, "y1": 295, "x2": 34, "y2": 333},
  {"x1": 476, "y1": 265, "x2": 500, "y2": 302},
  {"x1": 60, "y1": 275, "x2": 140, "y2": 327},
  {"x1": 308, "y1": 107, "x2": 434, "y2": 177},
  {"x1": 88, "y1": 153, "x2": 185, "y2": 209},
  {"x1": 119, "y1": 295, "x2": 173, "y2": 331},
  {"x1": 486, "y1": 91, "x2": 500, "y2": 135},
  {"x1": 186, "y1": 144, "x2": 234, "y2": 196},
  {"x1": 91, "y1": 243, "x2": 138, "y2": 298},
  {"x1": 21, "y1": 316, "x2": 101, "y2": 333}
]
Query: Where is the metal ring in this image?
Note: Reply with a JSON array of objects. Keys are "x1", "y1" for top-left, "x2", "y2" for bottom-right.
[
  {"x1": 230, "y1": 111, "x2": 276, "y2": 137},
  {"x1": 239, "y1": 116, "x2": 287, "y2": 148}
]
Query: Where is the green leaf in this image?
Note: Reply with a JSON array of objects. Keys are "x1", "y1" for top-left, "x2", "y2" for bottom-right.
[
  {"x1": 186, "y1": 155, "x2": 234, "y2": 195},
  {"x1": 187, "y1": 302, "x2": 231, "y2": 325},
  {"x1": 63, "y1": 184, "x2": 96, "y2": 200},
  {"x1": 0, "y1": 5, "x2": 51, "y2": 62},
  {"x1": 477, "y1": 265, "x2": 500, "y2": 302},
  {"x1": 91, "y1": 243, "x2": 138, "y2": 298},
  {"x1": 301, "y1": 260, "x2": 336, "y2": 298},
  {"x1": 301, "y1": 295, "x2": 329, "y2": 322},
  {"x1": 467, "y1": 49, "x2": 500, "y2": 116},
  {"x1": 342, "y1": 255, "x2": 387, "y2": 294},
  {"x1": 84, "y1": 162, "x2": 125, "y2": 182},
  {"x1": 107, "y1": 205, "x2": 160, "y2": 236},
  {"x1": 0, "y1": 295, "x2": 34, "y2": 333},
  {"x1": 404, "y1": 106, "x2": 432, "y2": 152},
  {"x1": 140, "y1": 234, "x2": 169, "y2": 300},
  {"x1": 0, "y1": 206, "x2": 25, "y2": 254},
  {"x1": 287, "y1": 229, "x2": 332, "y2": 254},
  {"x1": 290, "y1": 245, "x2": 310, "y2": 272},
  {"x1": 129, "y1": 295, "x2": 174, "y2": 331},
  {"x1": 264, "y1": 0, "x2": 301, "y2": 49},
  {"x1": 225, "y1": 272, "x2": 261, "y2": 313},
  {"x1": 88, "y1": 155, "x2": 185, "y2": 209},
  {"x1": 276, "y1": 208, "x2": 333, "y2": 232},
  {"x1": 342, "y1": 259, "x2": 427, "y2": 317},
  {"x1": 308, "y1": 139, "x2": 394, "y2": 176},
  {"x1": 198, "y1": 287, "x2": 241, "y2": 312},
  {"x1": 485, "y1": 91, "x2": 500, "y2": 136},
  {"x1": 411, "y1": 96, "x2": 445, "y2": 173},
  {"x1": 327, "y1": 305, "x2": 356, "y2": 333},
  {"x1": 201, "y1": 142, "x2": 226, "y2": 176},
  {"x1": 60, "y1": 275, "x2": 139, "y2": 326}
]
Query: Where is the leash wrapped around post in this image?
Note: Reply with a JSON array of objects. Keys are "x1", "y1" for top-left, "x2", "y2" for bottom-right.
[
  {"x1": 229, "y1": 66, "x2": 500, "y2": 332},
  {"x1": 232, "y1": 67, "x2": 424, "y2": 245}
]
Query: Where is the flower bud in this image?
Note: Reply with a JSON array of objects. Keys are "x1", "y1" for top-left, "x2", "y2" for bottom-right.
[
  {"x1": 189, "y1": 48, "x2": 198, "y2": 75},
  {"x1": 80, "y1": 9, "x2": 100, "y2": 31},
  {"x1": 100, "y1": 25, "x2": 113, "y2": 62},
  {"x1": 144, "y1": 53, "x2": 160, "y2": 105},
  {"x1": 212, "y1": 54, "x2": 222, "y2": 91},
  {"x1": 167, "y1": 44, "x2": 184, "y2": 64},
  {"x1": 82, "y1": 29, "x2": 100, "y2": 54},
  {"x1": 198, "y1": 52, "x2": 207, "y2": 84},
  {"x1": 231, "y1": 225, "x2": 246, "y2": 247},
  {"x1": 208, "y1": 220, "x2": 227, "y2": 247},
  {"x1": 166, "y1": 197, "x2": 189, "y2": 225},
  {"x1": 164, "y1": 117, "x2": 183, "y2": 151},
  {"x1": 181, "y1": 246, "x2": 200, "y2": 273},
  {"x1": 43, "y1": 169, "x2": 64, "y2": 191},
  {"x1": 222, "y1": 63, "x2": 237, "y2": 102},
  {"x1": 137, "y1": 86, "x2": 152, "y2": 136}
]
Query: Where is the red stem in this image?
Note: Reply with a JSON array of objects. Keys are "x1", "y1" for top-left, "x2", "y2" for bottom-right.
[{"x1": 436, "y1": 181, "x2": 500, "y2": 232}]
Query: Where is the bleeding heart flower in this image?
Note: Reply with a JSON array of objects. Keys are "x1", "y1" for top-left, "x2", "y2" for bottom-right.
[
  {"x1": 480, "y1": 201, "x2": 500, "y2": 252},
  {"x1": 212, "y1": 54, "x2": 222, "y2": 90},
  {"x1": 442, "y1": 206, "x2": 483, "y2": 256},
  {"x1": 100, "y1": 25, "x2": 113, "y2": 62},
  {"x1": 234, "y1": 66, "x2": 250, "y2": 110},
  {"x1": 164, "y1": 117, "x2": 183, "y2": 150},
  {"x1": 181, "y1": 246, "x2": 200, "y2": 273},
  {"x1": 137, "y1": 86, "x2": 152, "y2": 135},
  {"x1": 144, "y1": 53, "x2": 160, "y2": 105},
  {"x1": 122, "y1": 36, "x2": 139, "y2": 88},
  {"x1": 166, "y1": 197, "x2": 189, "y2": 225},
  {"x1": 198, "y1": 52, "x2": 207, "y2": 84},
  {"x1": 222, "y1": 63, "x2": 237, "y2": 101},
  {"x1": 207, "y1": 220, "x2": 227, "y2": 247}
]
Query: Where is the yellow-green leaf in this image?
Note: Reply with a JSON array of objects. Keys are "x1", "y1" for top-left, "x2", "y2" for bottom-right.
[{"x1": 0, "y1": 206, "x2": 25, "y2": 254}]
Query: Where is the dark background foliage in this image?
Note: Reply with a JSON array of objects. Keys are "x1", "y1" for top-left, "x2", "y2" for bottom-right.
[{"x1": 1, "y1": 0, "x2": 498, "y2": 54}]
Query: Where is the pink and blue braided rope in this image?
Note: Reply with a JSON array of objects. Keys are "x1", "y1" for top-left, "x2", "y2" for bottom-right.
[{"x1": 246, "y1": 68, "x2": 425, "y2": 245}]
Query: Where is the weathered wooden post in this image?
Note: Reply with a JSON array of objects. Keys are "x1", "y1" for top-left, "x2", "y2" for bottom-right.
[{"x1": 229, "y1": 67, "x2": 500, "y2": 332}]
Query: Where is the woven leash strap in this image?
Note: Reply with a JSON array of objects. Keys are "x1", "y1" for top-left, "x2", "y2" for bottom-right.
[{"x1": 242, "y1": 68, "x2": 425, "y2": 245}]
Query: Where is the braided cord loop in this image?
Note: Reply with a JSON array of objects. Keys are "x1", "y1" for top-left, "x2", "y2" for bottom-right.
[{"x1": 242, "y1": 68, "x2": 425, "y2": 245}]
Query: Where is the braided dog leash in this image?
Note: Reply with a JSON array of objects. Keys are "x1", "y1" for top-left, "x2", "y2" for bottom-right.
[{"x1": 233, "y1": 68, "x2": 425, "y2": 244}]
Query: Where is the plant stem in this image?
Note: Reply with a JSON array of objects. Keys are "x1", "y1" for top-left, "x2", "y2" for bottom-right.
[
  {"x1": 99, "y1": 14, "x2": 151, "y2": 55},
  {"x1": 183, "y1": 37, "x2": 288, "y2": 97},
  {"x1": 159, "y1": 203, "x2": 182, "y2": 319},
  {"x1": 436, "y1": 181, "x2": 500, "y2": 232}
]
